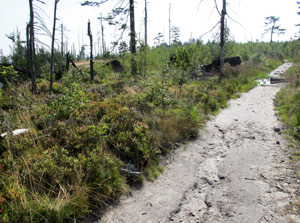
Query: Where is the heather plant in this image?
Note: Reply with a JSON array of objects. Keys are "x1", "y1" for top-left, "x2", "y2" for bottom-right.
[{"x1": 0, "y1": 40, "x2": 289, "y2": 222}]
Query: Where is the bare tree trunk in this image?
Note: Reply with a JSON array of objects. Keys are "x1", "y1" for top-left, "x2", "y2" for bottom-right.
[
  {"x1": 144, "y1": 0, "x2": 148, "y2": 46},
  {"x1": 49, "y1": 0, "x2": 59, "y2": 95},
  {"x1": 61, "y1": 23, "x2": 64, "y2": 55},
  {"x1": 100, "y1": 14, "x2": 105, "y2": 55},
  {"x1": 220, "y1": 0, "x2": 226, "y2": 77},
  {"x1": 130, "y1": 0, "x2": 137, "y2": 75},
  {"x1": 143, "y1": 0, "x2": 148, "y2": 77},
  {"x1": 66, "y1": 52, "x2": 70, "y2": 72},
  {"x1": 169, "y1": 3, "x2": 171, "y2": 45},
  {"x1": 29, "y1": 0, "x2": 36, "y2": 93},
  {"x1": 78, "y1": 29, "x2": 81, "y2": 59},
  {"x1": 270, "y1": 26, "x2": 274, "y2": 46},
  {"x1": 26, "y1": 23, "x2": 30, "y2": 63},
  {"x1": 88, "y1": 20, "x2": 94, "y2": 81}
]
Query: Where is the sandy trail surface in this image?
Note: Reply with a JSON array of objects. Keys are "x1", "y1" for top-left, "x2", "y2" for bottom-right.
[{"x1": 99, "y1": 62, "x2": 299, "y2": 223}]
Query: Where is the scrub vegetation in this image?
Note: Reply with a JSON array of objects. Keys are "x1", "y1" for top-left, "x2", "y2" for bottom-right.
[{"x1": 1, "y1": 39, "x2": 298, "y2": 222}]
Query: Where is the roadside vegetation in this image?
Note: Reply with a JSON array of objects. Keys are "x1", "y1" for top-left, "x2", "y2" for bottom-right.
[
  {"x1": 274, "y1": 48, "x2": 300, "y2": 215},
  {"x1": 0, "y1": 40, "x2": 297, "y2": 222}
]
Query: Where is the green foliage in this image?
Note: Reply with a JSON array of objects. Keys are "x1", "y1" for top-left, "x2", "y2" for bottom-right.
[
  {"x1": 0, "y1": 65, "x2": 20, "y2": 85},
  {"x1": 50, "y1": 82, "x2": 89, "y2": 120},
  {"x1": 274, "y1": 62, "x2": 300, "y2": 215},
  {"x1": 6, "y1": 30, "x2": 28, "y2": 71},
  {"x1": 275, "y1": 63, "x2": 300, "y2": 140},
  {"x1": 0, "y1": 39, "x2": 294, "y2": 222}
]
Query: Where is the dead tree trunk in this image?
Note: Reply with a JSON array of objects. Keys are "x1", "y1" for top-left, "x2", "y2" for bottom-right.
[
  {"x1": 26, "y1": 23, "x2": 30, "y2": 63},
  {"x1": 169, "y1": 3, "x2": 171, "y2": 45},
  {"x1": 143, "y1": 0, "x2": 148, "y2": 77},
  {"x1": 220, "y1": 0, "x2": 226, "y2": 76},
  {"x1": 61, "y1": 23, "x2": 64, "y2": 55},
  {"x1": 87, "y1": 20, "x2": 94, "y2": 81},
  {"x1": 49, "y1": 0, "x2": 59, "y2": 95},
  {"x1": 70, "y1": 59, "x2": 84, "y2": 78},
  {"x1": 66, "y1": 52, "x2": 70, "y2": 72},
  {"x1": 144, "y1": 0, "x2": 148, "y2": 46},
  {"x1": 100, "y1": 14, "x2": 105, "y2": 55},
  {"x1": 130, "y1": 0, "x2": 137, "y2": 75},
  {"x1": 28, "y1": 0, "x2": 36, "y2": 93}
]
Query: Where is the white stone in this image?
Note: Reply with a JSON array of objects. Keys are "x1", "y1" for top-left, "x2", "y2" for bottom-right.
[{"x1": 1, "y1": 128, "x2": 29, "y2": 138}]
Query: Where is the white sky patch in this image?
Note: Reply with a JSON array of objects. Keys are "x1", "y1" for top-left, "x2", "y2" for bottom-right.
[{"x1": 0, "y1": 0, "x2": 298, "y2": 56}]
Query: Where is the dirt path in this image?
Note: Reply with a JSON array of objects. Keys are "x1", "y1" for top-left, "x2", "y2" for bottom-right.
[{"x1": 99, "y1": 62, "x2": 299, "y2": 223}]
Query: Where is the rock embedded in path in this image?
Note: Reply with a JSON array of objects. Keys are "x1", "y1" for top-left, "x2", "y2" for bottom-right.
[{"x1": 274, "y1": 127, "x2": 281, "y2": 133}]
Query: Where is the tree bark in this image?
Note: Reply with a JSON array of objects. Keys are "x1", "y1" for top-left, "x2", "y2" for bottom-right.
[
  {"x1": 220, "y1": 0, "x2": 226, "y2": 76},
  {"x1": 270, "y1": 26, "x2": 274, "y2": 46},
  {"x1": 144, "y1": 0, "x2": 148, "y2": 46},
  {"x1": 130, "y1": 0, "x2": 137, "y2": 75},
  {"x1": 169, "y1": 3, "x2": 171, "y2": 45},
  {"x1": 49, "y1": 0, "x2": 59, "y2": 95},
  {"x1": 100, "y1": 14, "x2": 105, "y2": 55},
  {"x1": 70, "y1": 59, "x2": 84, "y2": 78},
  {"x1": 61, "y1": 23, "x2": 64, "y2": 55},
  {"x1": 66, "y1": 53, "x2": 70, "y2": 72},
  {"x1": 26, "y1": 23, "x2": 30, "y2": 63},
  {"x1": 88, "y1": 20, "x2": 94, "y2": 81},
  {"x1": 129, "y1": 0, "x2": 136, "y2": 55},
  {"x1": 28, "y1": 0, "x2": 37, "y2": 93}
]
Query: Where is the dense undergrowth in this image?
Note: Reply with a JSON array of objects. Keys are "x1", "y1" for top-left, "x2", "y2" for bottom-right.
[
  {"x1": 0, "y1": 40, "x2": 292, "y2": 222},
  {"x1": 274, "y1": 59, "x2": 300, "y2": 216}
]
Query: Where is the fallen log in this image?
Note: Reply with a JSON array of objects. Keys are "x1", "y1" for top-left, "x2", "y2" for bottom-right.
[
  {"x1": 70, "y1": 59, "x2": 85, "y2": 78},
  {"x1": 270, "y1": 77, "x2": 288, "y2": 84}
]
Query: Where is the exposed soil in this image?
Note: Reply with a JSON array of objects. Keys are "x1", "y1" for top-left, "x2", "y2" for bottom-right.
[{"x1": 99, "y1": 62, "x2": 300, "y2": 223}]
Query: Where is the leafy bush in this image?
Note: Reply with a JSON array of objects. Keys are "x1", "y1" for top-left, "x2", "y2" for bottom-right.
[{"x1": 0, "y1": 39, "x2": 290, "y2": 222}]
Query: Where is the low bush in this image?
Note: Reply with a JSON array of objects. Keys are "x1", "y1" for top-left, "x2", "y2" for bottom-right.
[{"x1": 0, "y1": 41, "x2": 285, "y2": 222}]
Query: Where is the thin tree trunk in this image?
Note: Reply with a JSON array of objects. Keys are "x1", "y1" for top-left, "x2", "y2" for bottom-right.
[
  {"x1": 100, "y1": 14, "x2": 105, "y2": 55},
  {"x1": 26, "y1": 23, "x2": 30, "y2": 63},
  {"x1": 66, "y1": 52, "x2": 70, "y2": 72},
  {"x1": 169, "y1": 3, "x2": 171, "y2": 45},
  {"x1": 49, "y1": 0, "x2": 59, "y2": 95},
  {"x1": 61, "y1": 23, "x2": 64, "y2": 55},
  {"x1": 29, "y1": 0, "x2": 36, "y2": 93},
  {"x1": 270, "y1": 26, "x2": 274, "y2": 46},
  {"x1": 130, "y1": 0, "x2": 137, "y2": 75},
  {"x1": 144, "y1": 0, "x2": 148, "y2": 46},
  {"x1": 144, "y1": 0, "x2": 148, "y2": 77},
  {"x1": 88, "y1": 20, "x2": 94, "y2": 81},
  {"x1": 220, "y1": 0, "x2": 226, "y2": 76}
]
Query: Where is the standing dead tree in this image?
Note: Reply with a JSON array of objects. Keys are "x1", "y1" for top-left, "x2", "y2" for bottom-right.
[
  {"x1": 296, "y1": 1, "x2": 300, "y2": 39},
  {"x1": 28, "y1": 0, "x2": 50, "y2": 92},
  {"x1": 129, "y1": 0, "x2": 137, "y2": 75},
  {"x1": 100, "y1": 14, "x2": 106, "y2": 55},
  {"x1": 81, "y1": 0, "x2": 137, "y2": 75},
  {"x1": 220, "y1": 0, "x2": 226, "y2": 74},
  {"x1": 49, "y1": 0, "x2": 60, "y2": 95},
  {"x1": 87, "y1": 20, "x2": 94, "y2": 81},
  {"x1": 28, "y1": 0, "x2": 37, "y2": 93},
  {"x1": 61, "y1": 23, "x2": 64, "y2": 56},
  {"x1": 169, "y1": 3, "x2": 171, "y2": 45},
  {"x1": 144, "y1": 0, "x2": 148, "y2": 46}
]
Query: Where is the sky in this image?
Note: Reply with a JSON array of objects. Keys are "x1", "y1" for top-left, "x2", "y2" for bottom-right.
[{"x1": 0, "y1": 0, "x2": 299, "y2": 56}]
